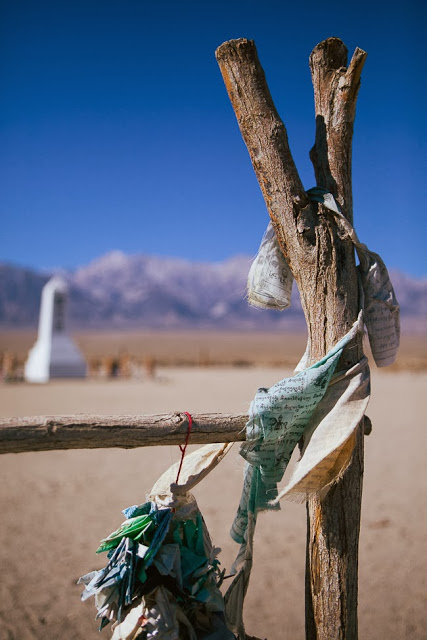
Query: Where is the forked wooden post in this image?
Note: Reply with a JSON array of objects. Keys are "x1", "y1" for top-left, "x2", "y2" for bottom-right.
[{"x1": 216, "y1": 37, "x2": 367, "y2": 639}]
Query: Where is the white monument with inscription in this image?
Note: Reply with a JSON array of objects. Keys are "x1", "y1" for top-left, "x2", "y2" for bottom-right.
[{"x1": 24, "y1": 276, "x2": 87, "y2": 383}]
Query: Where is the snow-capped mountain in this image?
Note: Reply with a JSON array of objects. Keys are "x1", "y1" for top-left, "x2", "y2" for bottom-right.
[{"x1": 0, "y1": 252, "x2": 425, "y2": 332}]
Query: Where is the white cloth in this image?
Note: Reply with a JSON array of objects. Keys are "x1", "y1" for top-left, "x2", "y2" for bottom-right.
[
  {"x1": 247, "y1": 222, "x2": 293, "y2": 310},
  {"x1": 247, "y1": 188, "x2": 400, "y2": 367}
]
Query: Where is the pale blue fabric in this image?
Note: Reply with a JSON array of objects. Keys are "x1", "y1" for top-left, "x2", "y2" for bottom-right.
[{"x1": 230, "y1": 323, "x2": 356, "y2": 548}]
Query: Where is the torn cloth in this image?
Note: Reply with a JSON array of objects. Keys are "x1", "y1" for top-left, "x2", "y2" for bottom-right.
[{"x1": 247, "y1": 187, "x2": 400, "y2": 368}]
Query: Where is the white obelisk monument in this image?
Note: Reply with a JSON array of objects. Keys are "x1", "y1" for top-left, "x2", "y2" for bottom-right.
[{"x1": 24, "y1": 276, "x2": 87, "y2": 383}]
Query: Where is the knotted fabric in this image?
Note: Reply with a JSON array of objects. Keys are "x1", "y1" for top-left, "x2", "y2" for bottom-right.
[{"x1": 247, "y1": 187, "x2": 400, "y2": 368}]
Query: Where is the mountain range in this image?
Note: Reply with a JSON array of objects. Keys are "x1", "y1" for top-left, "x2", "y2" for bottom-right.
[{"x1": 0, "y1": 251, "x2": 426, "y2": 332}]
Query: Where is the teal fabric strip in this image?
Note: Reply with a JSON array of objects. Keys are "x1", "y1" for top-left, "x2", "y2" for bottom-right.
[{"x1": 231, "y1": 325, "x2": 356, "y2": 548}]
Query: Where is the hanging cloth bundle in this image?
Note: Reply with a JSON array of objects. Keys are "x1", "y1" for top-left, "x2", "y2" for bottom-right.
[
  {"x1": 79, "y1": 443, "x2": 235, "y2": 640},
  {"x1": 246, "y1": 222, "x2": 293, "y2": 310}
]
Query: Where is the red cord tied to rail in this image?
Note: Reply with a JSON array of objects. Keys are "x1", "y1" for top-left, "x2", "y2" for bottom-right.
[{"x1": 175, "y1": 412, "x2": 193, "y2": 484}]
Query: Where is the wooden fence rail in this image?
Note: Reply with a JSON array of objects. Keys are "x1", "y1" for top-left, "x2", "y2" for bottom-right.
[{"x1": 0, "y1": 412, "x2": 246, "y2": 454}]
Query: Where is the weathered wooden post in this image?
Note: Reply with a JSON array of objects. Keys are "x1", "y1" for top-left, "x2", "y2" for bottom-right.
[{"x1": 216, "y1": 37, "x2": 367, "y2": 639}]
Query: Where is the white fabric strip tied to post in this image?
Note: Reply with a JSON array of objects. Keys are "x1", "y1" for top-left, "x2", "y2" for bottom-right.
[
  {"x1": 247, "y1": 188, "x2": 400, "y2": 367},
  {"x1": 306, "y1": 187, "x2": 400, "y2": 367},
  {"x1": 275, "y1": 351, "x2": 370, "y2": 503},
  {"x1": 278, "y1": 187, "x2": 401, "y2": 499}
]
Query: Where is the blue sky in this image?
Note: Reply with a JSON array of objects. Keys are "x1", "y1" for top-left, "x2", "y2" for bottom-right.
[{"x1": 1, "y1": 0, "x2": 425, "y2": 276}]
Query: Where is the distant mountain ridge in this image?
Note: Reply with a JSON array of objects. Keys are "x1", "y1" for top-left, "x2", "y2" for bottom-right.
[{"x1": 0, "y1": 252, "x2": 426, "y2": 332}]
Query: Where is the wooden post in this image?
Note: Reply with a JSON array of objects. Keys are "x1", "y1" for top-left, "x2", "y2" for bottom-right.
[{"x1": 216, "y1": 37, "x2": 367, "y2": 639}]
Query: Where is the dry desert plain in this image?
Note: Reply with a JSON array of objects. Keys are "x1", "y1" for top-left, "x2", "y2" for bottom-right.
[{"x1": 0, "y1": 330, "x2": 426, "y2": 639}]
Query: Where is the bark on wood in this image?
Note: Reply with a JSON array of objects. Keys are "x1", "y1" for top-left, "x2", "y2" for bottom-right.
[
  {"x1": 305, "y1": 39, "x2": 367, "y2": 640},
  {"x1": 216, "y1": 37, "x2": 367, "y2": 639},
  {"x1": 0, "y1": 412, "x2": 247, "y2": 454}
]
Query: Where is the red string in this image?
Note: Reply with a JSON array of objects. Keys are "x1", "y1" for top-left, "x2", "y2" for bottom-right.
[{"x1": 175, "y1": 412, "x2": 193, "y2": 484}]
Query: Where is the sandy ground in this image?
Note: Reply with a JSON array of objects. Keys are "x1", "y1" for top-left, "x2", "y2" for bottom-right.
[{"x1": 0, "y1": 367, "x2": 426, "y2": 639}]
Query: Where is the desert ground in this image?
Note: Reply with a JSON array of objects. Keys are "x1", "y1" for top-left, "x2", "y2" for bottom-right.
[{"x1": 0, "y1": 331, "x2": 426, "y2": 639}]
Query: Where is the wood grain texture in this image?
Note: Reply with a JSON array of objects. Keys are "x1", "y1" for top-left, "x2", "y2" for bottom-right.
[
  {"x1": 216, "y1": 37, "x2": 367, "y2": 639},
  {"x1": 306, "y1": 38, "x2": 366, "y2": 640},
  {"x1": 0, "y1": 412, "x2": 247, "y2": 454}
]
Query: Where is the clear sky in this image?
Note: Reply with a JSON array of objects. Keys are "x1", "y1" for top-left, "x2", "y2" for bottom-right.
[{"x1": 1, "y1": 0, "x2": 425, "y2": 276}]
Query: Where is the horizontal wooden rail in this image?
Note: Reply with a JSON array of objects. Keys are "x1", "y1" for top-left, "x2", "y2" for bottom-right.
[{"x1": 0, "y1": 412, "x2": 247, "y2": 454}]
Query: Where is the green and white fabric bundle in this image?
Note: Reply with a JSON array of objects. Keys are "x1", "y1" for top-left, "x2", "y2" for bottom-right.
[{"x1": 79, "y1": 444, "x2": 235, "y2": 640}]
